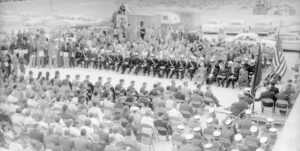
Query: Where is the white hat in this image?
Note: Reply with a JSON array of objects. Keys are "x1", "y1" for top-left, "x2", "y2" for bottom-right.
[
  {"x1": 234, "y1": 134, "x2": 243, "y2": 142},
  {"x1": 177, "y1": 125, "x2": 185, "y2": 130},
  {"x1": 206, "y1": 117, "x2": 214, "y2": 124},
  {"x1": 225, "y1": 119, "x2": 233, "y2": 126},
  {"x1": 256, "y1": 148, "x2": 264, "y2": 151},
  {"x1": 208, "y1": 108, "x2": 215, "y2": 114},
  {"x1": 203, "y1": 143, "x2": 213, "y2": 149},
  {"x1": 231, "y1": 149, "x2": 240, "y2": 151},
  {"x1": 250, "y1": 126, "x2": 258, "y2": 133},
  {"x1": 213, "y1": 131, "x2": 221, "y2": 137},
  {"x1": 185, "y1": 134, "x2": 194, "y2": 140},
  {"x1": 245, "y1": 109, "x2": 252, "y2": 115},
  {"x1": 269, "y1": 127, "x2": 277, "y2": 133},
  {"x1": 193, "y1": 115, "x2": 201, "y2": 120},
  {"x1": 266, "y1": 118, "x2": 274, "y2": 123},
  {"x1": 193, "y1": 127, "x2": 201, "y2": 132},
  {"x1": 260, "y1": 136, "x2": 268, "y2": 144}
]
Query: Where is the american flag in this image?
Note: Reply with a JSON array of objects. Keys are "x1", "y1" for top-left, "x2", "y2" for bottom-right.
[{"x1": 272, "y1": 34, "x2": 287, "y2": 78}]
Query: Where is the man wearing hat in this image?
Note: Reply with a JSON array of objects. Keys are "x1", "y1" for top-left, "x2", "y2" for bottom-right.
[
  {"x1": 230, "y1": 93, "x2": 249, "y2": 117},
  {"x1": 179, "y1": 134, "x2": 202, "y2": 151},
  {"x1": 221, "y1": 118, "x2": 235, "y2": 142},
  {"x1": 237, "y1": 109, "x2": 253, "y2": 137},
  {"x1": 203, "y1": 117, "x2": 216, "y2": 135},
  {"x1": 244, "y1": 126, "x2": 260, "y2": 150},
  {"x1": 261, "y1": 118, "x2": 274, "y2": 135},
  {"x1": 228, "y1": 133, "x2": 250, "y2": 151},
  {"x1": 189, "y1": 115, "x2": 201, "y2": 129}
]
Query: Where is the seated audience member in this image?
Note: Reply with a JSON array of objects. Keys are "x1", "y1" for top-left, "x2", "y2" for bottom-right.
[
  {"x1": 230, "y1": 94, "x2": 249, "y2": 117},
  {"x1": 269, "y1": 81, "x2": 279, "y2": 94},
  {"x1": 255, "y1": 85, "x2": 276, "y2": 107},
  {"x1": 204, "y1": 86, "x2": 221, "y2": 107},
  {"x1": 154, "y1": 112, "x2": 173, "y2": 141}
]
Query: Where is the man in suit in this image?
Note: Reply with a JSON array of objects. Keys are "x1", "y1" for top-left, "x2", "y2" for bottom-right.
[
  {"x1": 255, "y1": 86, "x2": 276, "y2": 107},
  {"x1": 220, "y1": 119, "x2": 235, "y2": 143},
  {"x1": 206, "y1": 60, "x2": 220, "y2": 85},
  {"x1": 169, "y1": 58, "x2": 179, "y2": 79},
  {"x1": 121, "y1": 56, "x2": 131, "y2": 74},
  {"x1": 226, "y1": 61, "x2": 240, "y2": 89},
  {"x1": 230, "y1": 94, "x2": 249, "y2": 117},
  {"x1": 269, "y1": 81, "x2": 279, "y2": 94},
  {"x1": 216, "y1": 62, "x2": 229, "y2": 87},
  {"x1": 204, "y1": 86, "x2": 221, "y2": 107}
]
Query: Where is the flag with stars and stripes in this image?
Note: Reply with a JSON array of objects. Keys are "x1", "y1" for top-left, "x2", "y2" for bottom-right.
[{"x1": 272, "y1": 34, "x2": 287, "y2": 78}]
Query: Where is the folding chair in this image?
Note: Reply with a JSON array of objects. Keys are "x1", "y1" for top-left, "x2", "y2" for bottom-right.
[
  {"x1": 180, "y1": 110, "x2": 192, "y2": 119},
  {"x1": 275, "y1": 100, "x2": 289, "y2": 117},
  {"x1": 261, "y1": 98, "x2": 274, "y2": 113},
  {"x1": 140, "y1": 133, "x2": 155, "y2": 151},
  {"x1": 155, "y1": 126, "x2": 169, "y2": 141},
  {"x1": 191, "y1": 100, "x2": 204, "y2": 115}
]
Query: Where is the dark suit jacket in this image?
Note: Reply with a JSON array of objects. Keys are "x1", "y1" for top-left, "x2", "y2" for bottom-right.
[
  {"x1": 257, "y1": 90, "x2": 276, "y2": 102},
  {"x1": 270, "y1": 86, "x2": 279, "y2": 94}
]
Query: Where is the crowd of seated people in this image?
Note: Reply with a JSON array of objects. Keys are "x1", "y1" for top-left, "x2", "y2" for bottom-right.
[
  {"x1": 0, "y1": 68, "x2": 294, "y2": 151},
  {"x1": 0, "y1": 25, "x2": 275, "y2": 89}
]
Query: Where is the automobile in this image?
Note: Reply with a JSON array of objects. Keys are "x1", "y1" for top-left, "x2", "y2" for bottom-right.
[
  {"x1": 249, "y1": 21, "x2": 275, "y2": 36},
  {"x1": 263, "y1": 33, "x2": 300, "y2": 51},
  {"x1": 202, "y1": 20, "x2": 221, "y2": 34},
  {"x1": 222, "y1": 20, "x2": 248, "y2": 35},
  {"x1": 274, "y1": 2, "x2": 296, "y2": 16},
  {"x1": 225, "y1": 33, "x2": 261, "y2": 45},
  {"x1": 159, "y1": 12, "x2": 181, "y2": 25}
]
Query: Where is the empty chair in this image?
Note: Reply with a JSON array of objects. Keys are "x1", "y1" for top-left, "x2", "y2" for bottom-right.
[
  {"x1": 275, "y1": 99, "x2": 289, "y2": 116},
  {"x1": 180, "y1": 110, "x2": 192, "y2": 119},
  {"x1": 155, "y1": 126, "x2": 169, "y2": 141}
]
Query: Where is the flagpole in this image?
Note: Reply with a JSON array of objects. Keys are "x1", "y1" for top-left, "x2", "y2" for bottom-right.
[{"x1": 251, "y1": 42, "x2": 262, "y2": 113}]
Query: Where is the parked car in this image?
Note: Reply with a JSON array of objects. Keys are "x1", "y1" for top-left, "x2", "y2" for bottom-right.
[
  {"x1": 249, "y1": 21, "x2": 275, "y2": 36},
  {"x1": 263, "y1": 33, "x2": 300, "y2": 51},
  {"x1": 225, "y1": 33, "x2": 261, "y2": 45},
  {"x1": 223, "y1": 20, "x2": 248, "y2": 35},
  {"x1": 202, "y1": 20, "x2": 221, "y2": 34}
]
